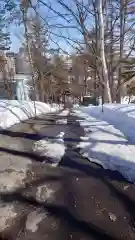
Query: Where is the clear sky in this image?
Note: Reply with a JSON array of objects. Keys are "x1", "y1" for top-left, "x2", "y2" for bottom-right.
[
  {"x1": 9, "y1": 0, "x2": 83, "y2": 54},
  {"x1": 10, "y1": 21, "x2": 24, "y2": 52},
  {"x1": 10, "y1": 27, "x2": 74, "y2": 53},
  {"x1": 10, "y1": 34, "x2": 22, "y2": 52}
]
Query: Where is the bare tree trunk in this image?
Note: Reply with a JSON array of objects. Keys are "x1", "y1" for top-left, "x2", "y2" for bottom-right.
[
  {"x1": 128, "y1": 95, "x2": 131, "y2": 104},
  {"x1": 0, "y1": 56, "x2": 12, "y2": 100},
  {"x1": 3, "y1": 69, "x2": 12, "y2": 100},
  {"x1": 97, "y1": 0, "x2": 112, "y2": 103},
  {"x1": 116, "y1": 0, "x2": 126, "y2": 103},
  {"x1": 38, "y1": 71, "x2": 45, "y2": 102},
  {"x1": 21, "y1": 4, "x2": 37, "y2": 114},
  {"x1": 93, "y1": 1, "x2": 98, "y2": 98},
  {"x1": 84, "y1": 62, "x2": 87, "y2": 95},
  {"x1": 108, "y1": 0, "x2": 114, "y2": 101}
]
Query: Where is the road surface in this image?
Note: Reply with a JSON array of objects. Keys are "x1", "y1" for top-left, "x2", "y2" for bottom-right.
[{"x1": 0, "y1": 109, "x2": 135, "y2": 239}]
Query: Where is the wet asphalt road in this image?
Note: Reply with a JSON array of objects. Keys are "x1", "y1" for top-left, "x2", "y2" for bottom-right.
[{"x1": 0, "y1": 110, "x2": 135, "y2": 239}]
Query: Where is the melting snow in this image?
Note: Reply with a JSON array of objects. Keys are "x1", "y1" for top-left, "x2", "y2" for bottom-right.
[
  {"x1": 56, "y1": 118, "x2": 67, "y2": 124},
  {"x1": 36, "y1": 184, "x2": 55, "y2": 203},
  {"x1": 26, "y1": 210, "x2": 47, "y2": 232},
  {"x1": 58, "y1": 109, "x2": 69, "y2": 116},
  {"x1": 0, "y1": 203, "x2": 17, "y2": 231},
  {"x1": 32, "y1": 132, "x2": 66, "y2": 164}
]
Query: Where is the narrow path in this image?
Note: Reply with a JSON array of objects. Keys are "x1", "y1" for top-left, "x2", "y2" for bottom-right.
[{"x1": 0, "y1": 110, "x2": 135, "y2": 239}]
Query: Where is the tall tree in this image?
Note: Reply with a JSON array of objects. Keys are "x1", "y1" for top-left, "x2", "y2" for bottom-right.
[
  {"x1": 16, "y1": 0, "x2": 135, "y2": 102},
  {"x1": 116, "y1": 0, "x2": 127, "y2": 102},
  {"x1": 97, "y1": 0, "x2": 112, "y2": 102},
  {"x1": 0, "y1": 0, "x2": 17, "y2": 99},
  {"x1": 0, "y1": 0, "x2": 16, "y2": 50},
  {"x1": 28, "y1": 13, "x2": 49, "y2": 102}
]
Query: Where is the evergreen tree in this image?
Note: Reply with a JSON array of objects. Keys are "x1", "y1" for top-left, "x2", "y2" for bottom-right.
[
  {"x1": 0, "y1": 9, "x2": 10, "y2": 50},
  {"x1": 0, "y1": 0, "x2": 16, "y2": 50}
]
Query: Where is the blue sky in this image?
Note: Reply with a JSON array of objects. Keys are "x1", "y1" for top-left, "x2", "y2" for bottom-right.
[
  {"x1": 10, "y1": 27, "x2": 75, "y2": 53},
  {"x1": 11, "y1": 33, "x2": 22, "y2": 52},
  {"x1": 10, "y1": 22, "x2": 25, "y2": 52},
  {"x1": 10, "y1": 0, "x2": 83, "y2": 53}
]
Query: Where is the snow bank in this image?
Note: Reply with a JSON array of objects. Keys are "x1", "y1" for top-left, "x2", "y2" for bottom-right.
[
  {"x1": 84, "y1": 104, "x2": 135, "y2": 142},
  {"x1": 0, "y1": 100, "x2": 62, "y2": 129},
  {"x1": 73, "y1": 104, "x2": 135, "y2": 183}
]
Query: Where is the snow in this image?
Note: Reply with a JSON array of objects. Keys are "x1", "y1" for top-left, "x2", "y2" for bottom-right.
[
  {"x1": 56, "y1": 119, "x2": 67, "y2": 124},
  {"x1": 73, "y1": 104, "x2": 135, "y2": 182},
  {"x1": 0, "y1": 100, "x2": 62, "y2": 129},
  {"x1": 36, "y1": 184, "x2": 55, "y2": 203},
  {"x1": 26, "y1": 210, "x2": 47, "y2": 233},
  {"x1": 32, "y1": 132, "x2": 66, "y2": 166},
  {"x1": 73, "y1": 104, "x2": 80, "y2": 108},
  {"x1": 58, "y1": 109, "x2": 69, "y2": 116},
  {"x1": 121, "y1": 96, "x2": 135, "y2": 104},
  {"x1": 0, "y1": 203, "x2": 17, "y2": 231}
]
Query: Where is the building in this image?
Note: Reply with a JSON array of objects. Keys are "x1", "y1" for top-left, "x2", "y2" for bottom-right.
[
  {"x1": 0, "y1": 50, "x2": 32, "y2": 101},
  {"x1": 15, "y1": 47, "x2": 31, "y2": 74},
  {"x1": 60, "y1": 55, "x2": 72, "y2": 71},
  {"x1": 0, "y1": 74, "x2": 32, "y2": 101},
  {"x1": 6, "y1": 52, "x2": 16, "y2": 75}
]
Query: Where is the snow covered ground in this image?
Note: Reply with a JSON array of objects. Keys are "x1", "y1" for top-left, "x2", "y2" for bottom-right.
[
  {"x1": 73, "y1": 104, "x2": 135, "y2": 182},
  {"x1": 0, "y1": 100, "x2": 62, "y2": 129}
]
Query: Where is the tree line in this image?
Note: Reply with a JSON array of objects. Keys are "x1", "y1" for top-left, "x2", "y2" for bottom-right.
[{"x1": 0, "y1": 0, "x2": 135, "y2": 103}]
